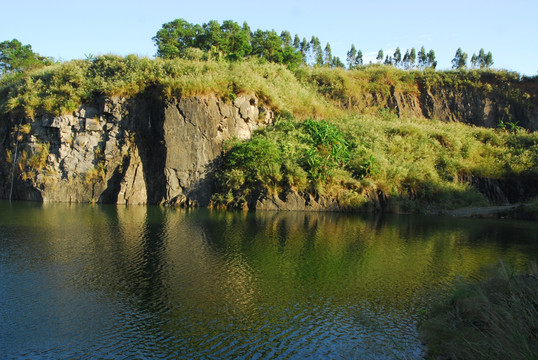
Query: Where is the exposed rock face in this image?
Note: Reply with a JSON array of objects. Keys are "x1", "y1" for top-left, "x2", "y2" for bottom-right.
[
  {"x1": 351, "y1": 81, "x2": 537, "y2": 131},
  {"x1": 0, "y1": 93, "x2": 273, "y2": 205},
  {"x1": 254, "y1": 190, "x2": 347, "y2": 212},
  {"x1": 401, "y1": 83, "x2": 537, "y2": 131},
  {"x1": 1, "y1": 77, "x2": 536, "y2": 209}
]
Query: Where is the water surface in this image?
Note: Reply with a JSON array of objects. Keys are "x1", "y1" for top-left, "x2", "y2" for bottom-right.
[{"x1": 1, "y1": 201, "x2": 537, "y2": 359}]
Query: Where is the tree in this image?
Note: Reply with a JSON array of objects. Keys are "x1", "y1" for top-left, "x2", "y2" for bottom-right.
[
  {"x1": 346, "y1": 44, "x2": 357, "y2": 69},
  {"x1": 220, "y1": 20, "x2": 251, "y2": 61},
  {"x1": 242, "y1": 21, "x2": 252, "y2": 37},
  {"x1": 251, "y1": 30, "x2": 284, "y2": 63},
  {"x1": 299, "y1": 37, "x2": 309, "y2": 63},
  {"x1": 309, "y1": 36, "x2": 323, "y2": 66},
  {"x1": 356, "y1": 50, "x2": 363, "y2": 67},
  {"x1": 393, "y1": 47, "x2": 402, "y2": 67},
  {"x1": 451, "y1": 48, "x2": 468, "y2": 69},
  {"x1": 418, "y1": 46, "x2": 427, "y2": 69},
  {"x1": 403, "y1": 49, "x2": 410, "y2": 69},
  {"x1": 280, "y1": 32, "x2": 302, "y2": 68},
  {"x1": 478, "y1": 48, "x2": 486, "y2": 68},
  {"x1": 376, "y1": 49, "x2": 384, "y2": 63},
  {"x1": 331, "y1": 56, "x2": 345, "y2": 68},
  {"x1": 0, "y1": 39, "x2": 52, "y2": 75},
  {"x1": 280, "y1": 30, "x2": 292, "y2": 47},
  {"x1": 153, "y1": 18, "x2": 203, "y2": 58},
  {"x1": 201, "y1": 20, "x2": 223, "y2": 55},
  {"x1": 323, "y1": 43, "x2": 332, "y2": 66},
  {"x1": 293, "y1": 34, "x2": 301, "y2": 50},
  {"x1": 427, "y1": 49, "x2": 437, "y2": 69},
  {"x1": 282, "y1": 44, "x2": 303, "y2": 69},
  {"x1": 473, "y1": 48, "x2": 493, "y2": 68},
  {"x1": 242, "y1": 21, "x2": 252, "y2": 44},
  {"x1": 409, "y1": 48, "x2": 416, "y2": 69},
  {"x1": 471, "y1": 53, "x2": 478, "y2": 68},
  {"x1": 484, "y1": 51, "x2": 493, "y2": 68}
]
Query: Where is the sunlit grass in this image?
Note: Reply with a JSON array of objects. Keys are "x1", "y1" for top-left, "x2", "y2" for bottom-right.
[{"x1": 1, "y1": 55, "x2": 536, "y2": 211}]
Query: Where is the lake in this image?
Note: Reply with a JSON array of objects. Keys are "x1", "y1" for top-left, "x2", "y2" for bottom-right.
[{"x1": 1, "y1": 201, "x2": 537, "y2": 359}]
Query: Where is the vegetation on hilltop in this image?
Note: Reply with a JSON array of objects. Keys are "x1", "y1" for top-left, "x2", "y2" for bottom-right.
[
  {"x1": 0, "y1": 56, "x2": 336, "y2": 118},
  {"x1": 0, "y1": 39, "x2": 53, "y2": 75},
  {"x1": 0, "y1": 53, "x2": 532, "y2": 121},
  {"x1": 152, "y1": 18, "x2": 495, "y2": 71}
]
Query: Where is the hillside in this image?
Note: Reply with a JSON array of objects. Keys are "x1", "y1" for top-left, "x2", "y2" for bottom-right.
[{"x1": 0, "y1": 56, "x2": 537, "y2": 211}]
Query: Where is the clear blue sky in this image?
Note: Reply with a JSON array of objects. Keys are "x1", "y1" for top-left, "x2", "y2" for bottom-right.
[{"x1": 2, "y1": 0, "x2": 536, "y2": 75}]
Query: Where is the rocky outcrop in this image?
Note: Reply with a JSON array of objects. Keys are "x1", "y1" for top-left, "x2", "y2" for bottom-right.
[
  {"x1": 254, "y1": 190, "x2": 341, "y2": 211},
  {"x1": 370, "y1": 81, "x2": 537, "y2": 131},
  {"x1": 0, "y1": 92, "x2": 273, "y2": 205}
]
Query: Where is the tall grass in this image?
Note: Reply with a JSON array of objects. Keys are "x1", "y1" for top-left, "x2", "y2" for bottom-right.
[
  {"x1": 213, "y1": 112, "x2": 538, "y2": 211},
  {"x1": 419, "y1": 261, "x2": 538, "y2": 360},
  {"x1": 0, "y1": 55, "x2": 336, "y2": 119},
  {"x1": 2, "y1": 55, "x2": 532, "y2": 120}
]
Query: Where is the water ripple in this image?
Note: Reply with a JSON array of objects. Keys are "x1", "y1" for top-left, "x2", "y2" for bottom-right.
[{"x1": 2, "y1": 203, "x2": 537, "y2": 359}]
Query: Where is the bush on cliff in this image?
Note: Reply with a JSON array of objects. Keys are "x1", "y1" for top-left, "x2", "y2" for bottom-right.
[
  {"x1": 213, "y1": 112, "x2": 538, "y2": 211},
  {"x1": 211, "y1": 118, "x2": 362, "y2": 209}
]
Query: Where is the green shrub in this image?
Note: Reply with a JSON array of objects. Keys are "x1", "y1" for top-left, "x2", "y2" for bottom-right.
[{"x1": 212, "y1": 118, "x2": 355, "y2": 207}]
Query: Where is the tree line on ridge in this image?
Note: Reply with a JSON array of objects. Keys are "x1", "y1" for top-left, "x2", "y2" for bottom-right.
[{"x1": 1, "y1": 18, "x2": 493, "y2": 76}]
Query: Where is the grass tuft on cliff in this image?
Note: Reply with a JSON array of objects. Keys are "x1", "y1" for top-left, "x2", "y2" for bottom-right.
[
  {"x1": 1, "y1": 54, "x2": 534, "y2": 121},
  {"x1": 0, "y1": 55, "x2": 335, "y2": 119}
]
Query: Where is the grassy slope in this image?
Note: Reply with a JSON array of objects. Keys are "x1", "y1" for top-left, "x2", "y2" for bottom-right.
[{"x1": 1, "y1": 56, "x2": 537, "y2": 211}]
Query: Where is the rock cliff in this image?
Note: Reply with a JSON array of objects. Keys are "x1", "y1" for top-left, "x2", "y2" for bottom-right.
[
  {"x1": 0, "y1": 92, "x2": 273, "y2": 205},
  {"x1": 1, "y1": 73, "x2": 536, "y2": 209},
  {"x1": 365, "y1": 82, "x2": 537, "y2": 131}
]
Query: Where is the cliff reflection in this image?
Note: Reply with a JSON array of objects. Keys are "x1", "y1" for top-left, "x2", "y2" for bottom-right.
[{"x1": 3, "y1": 202, "x2": 536, "y2": 358}]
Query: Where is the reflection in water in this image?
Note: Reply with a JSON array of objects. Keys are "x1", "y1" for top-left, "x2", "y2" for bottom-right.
[{"x1": 1, "y1": 201, "x2": 537, "y2": 359}]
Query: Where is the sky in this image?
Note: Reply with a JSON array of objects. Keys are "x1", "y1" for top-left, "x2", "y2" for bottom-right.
[{"x1": 2, "y1": 0, "x2": 537, "y2": 75}]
